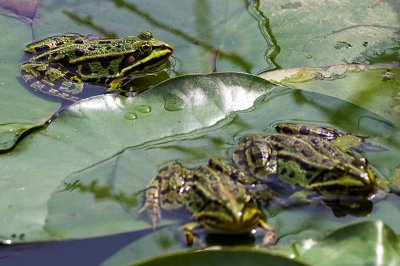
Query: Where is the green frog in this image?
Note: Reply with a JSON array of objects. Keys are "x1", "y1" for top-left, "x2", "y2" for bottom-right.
[
  {"x1": 232, "y1": 123, "x2": 376, "y2": 203},
  {"x1": 20, "y1": 31, "x2": 173, "y2": 102},
  {"x1": 139, "y1": 160, "x2": 276, "y2": 246},
  {"x1": 140, "y1": 123, "x2": 377, "y2": 246}
]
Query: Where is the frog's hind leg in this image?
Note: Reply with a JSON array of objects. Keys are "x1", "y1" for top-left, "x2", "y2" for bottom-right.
[
  {"x1": 24, "y1": 34, "x2": 88, "y2": 53},
  {"x1": 139, "y1": 162, "x2": 191, "y2": 228},
  {"x1": 20, "y1": 62, "x2": 82, "y2": 102}
]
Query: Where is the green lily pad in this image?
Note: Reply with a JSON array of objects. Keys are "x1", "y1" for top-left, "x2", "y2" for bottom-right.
[
  {"x1": 259, "y1": 1, "x2": 400, "y2": 67},
  {"x1": 33, "y1": 0, "x2": 275, "y2": 74},
  {"x1": 0, "y1": 15, "x2": 60, "y2": 152},
  {"x1": 130, "y1": 248, "x2": 308, "y2": 266},
  {"x1": 0, "y1": 73, "x2": 274, "y2": 242},
  {"x1": 259, "y1": 65, "x2": 400, "y2": 126},
  {"x1": 292, "y1": 220, "x2": 400, "y2": 266},
  {"x1": 104, "y1": 221, "x2": 400, "y2": 266}
]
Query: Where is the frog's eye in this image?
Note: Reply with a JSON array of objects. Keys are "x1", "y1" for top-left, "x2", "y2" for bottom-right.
[
  {"x1": 139, "y1": 42, "x2": 152, "y2": 55},
  {"x1": 139, "y1": 31, "x2": 153, "y2": 40}
]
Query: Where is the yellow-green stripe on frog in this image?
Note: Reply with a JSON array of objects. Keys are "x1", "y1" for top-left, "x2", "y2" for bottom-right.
[{"x1": 20, "y1": 31, "x2": 173, "y2": 102}]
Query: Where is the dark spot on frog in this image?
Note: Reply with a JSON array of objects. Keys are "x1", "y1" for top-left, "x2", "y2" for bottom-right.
[
  {"x1": 88, "y1": 46, "x2": 96, "y2": 51},
  {"x1": 75, "y1": 49, "x2": 85, "y2": 56},
  {"x1": 301, "y1": 149, "x2": 314, "y2": 157},
  {"x1": 299, "y1": 125, "x2": 311, "y2": 135},
  {"x1": 97, "y1": 76, "x2": 108, "y2": 84},
  {"x1": 33, "y1": 45, "x2": 51, "y2": 53},
  {"x1": 305, "y1": 173, "x2": 313, "y2": 179},
  {"x1": 251, "y1": 152, "x2": 264, "y2": 164},
  {"x1": 106, "y1": 46, "x2": 112, "y2": 50},
  {"x1": 211, "y1": 161, "x2": 223, "y2": 172},
  {"x1": 289, "y1": 171, "x2": 295, "y2": 178},
  {"x1": 100, "y1": 60, "x2": 111, "y2": 69},
  {"x1": 80, "y1": 64, "x2": 92, "y2": 76},
  {"x1": 322, "y1": 144, "x2": 334, "y2": 153},
  {"x1": 322, "y1": 159, "x2": 331, "y2": 164},
  {"x1": 281, "y1": 127, "x2": 294, "y2": 135},
  {"x1": 98, "y1": 40, "x2": 112, "y2": 44},
  {"x1": 280, "y1": 167, "x2": 287, "y2": 175},
  {"x1": 74, "y1": 39, "x2": 84, "y2": 44}
]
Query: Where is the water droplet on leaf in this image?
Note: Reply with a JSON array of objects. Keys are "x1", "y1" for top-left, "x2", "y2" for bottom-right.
[
  {"x1": 163, "y1": 94, "x2": 185, "y2": 111},
  {"x1": 334, "y1": 41, "x2": 352, "y2": 50},
  {"x1": 135, "y1": 105, "x2": 151, "y2": 113},
  {"x1": 124, "y1": 112, "x2": 138, "y2": 120}
]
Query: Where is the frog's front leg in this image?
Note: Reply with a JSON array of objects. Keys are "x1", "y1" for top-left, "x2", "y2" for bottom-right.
[
  {"x1": 258, "y1": 220, "x2": 277, "y2": 246},
  {"x1": 20, "y1": 62, "x2": 82, "y2": 102},
  {"x1": 107, "y1": 77, "x2": 128, "y2": 92},
  {"x1": 139, "y1": 162, "x2": 191, "y2": 228},
  {"x1": 180, "y1": 221, "x2": 204, "y2": 247}
]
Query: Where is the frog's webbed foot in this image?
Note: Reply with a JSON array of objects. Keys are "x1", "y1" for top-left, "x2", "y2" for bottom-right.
[
  {"x1": 258, "y1": 220, "x2": 277, "y2": 246},
  {"x1": 20, "y1": 62, "x2": 82, "y2": 102},
  {"x1": 139, "y1": 188, "x2": 161, "y2": 229}
]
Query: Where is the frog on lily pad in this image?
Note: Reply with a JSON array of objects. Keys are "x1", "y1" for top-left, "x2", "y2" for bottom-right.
[{"x1": 20, "y1": 31, "x2": 173, "y2": 102}]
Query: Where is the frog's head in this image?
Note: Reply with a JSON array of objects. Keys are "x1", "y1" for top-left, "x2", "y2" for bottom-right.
[
  {"x1": 232, "y1": 134, "x2": 271, "y2": 176},
  {"x1": 195, "y1": 189, "x2": 262, "y2": 234},
  {"x1": 310, "y1": 156, "x2": 377, "y2": 198},
  {"x1": 120, "y1": 31, "x2": 173, "y2": 75}
]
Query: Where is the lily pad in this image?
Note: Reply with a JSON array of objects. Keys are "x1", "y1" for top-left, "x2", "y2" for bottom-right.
[
  {"x1": 130, "y1": 249, "x2": 308, "y2": 266},
  {"x1": 32, "y1": 0, "x2": 275, "y2": 74},
  {"x1": 259, "y1": 0, "x2": 400, "y2": 67},
  {"x1": 0, "y1": 15, "x2": 59, "y2": 152},
  {"x1": 292, "y1": 220, "x2": 400, "y2": 266},
  {"x1": 0, "y1": 73, "x2": 274, "y2": 242},
  {"x1": 259, "y1": 65, "x2": 400, "y2": 126},
  {"x1": 104, "y1": 221, "x2": 400, "y2": 266}
]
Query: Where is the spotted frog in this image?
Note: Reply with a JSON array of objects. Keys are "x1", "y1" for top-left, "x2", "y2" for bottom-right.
[
  {"x1": 20, "y1": 31, "x2": 173, "y2": 102},
  {"x1": 140, "y1": 123, "x2": 377, "y2": 246},
  {"x1": 232, "y1": 123, "x2": 376, "y2": 203},
  {"x1": 139, "y1": 160, "x2": 276, "y2": 246}
]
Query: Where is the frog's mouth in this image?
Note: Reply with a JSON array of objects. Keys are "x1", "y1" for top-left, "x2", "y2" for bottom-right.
[{"x1": 196, "y1": 209, "x2": 261, "y2": 234}]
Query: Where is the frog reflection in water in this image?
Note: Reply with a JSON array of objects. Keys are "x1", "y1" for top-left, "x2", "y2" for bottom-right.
[
  {"x1": 20, "y1": 31, "x2": 173, "y2": 102},
  {"x1": 140, "y1": 123, "x2": 377, "y2": 246}
]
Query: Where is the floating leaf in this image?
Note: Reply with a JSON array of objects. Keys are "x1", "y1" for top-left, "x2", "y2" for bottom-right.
[
  {"x1": 0, "y1": 73, "x2": 274, "y2": 242},
  {"x1": 259, "y1": 65, "x2": 400, "y2": 126},
  {"x1": 0, "y1": 15, "x2": 60, "y2": 152},
  {"x1": 293, "y1": 221, "x2": 400, "y2": 266},
  {"x1": 130, "y1": 249, "x2": 308, "y2": 266}
]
